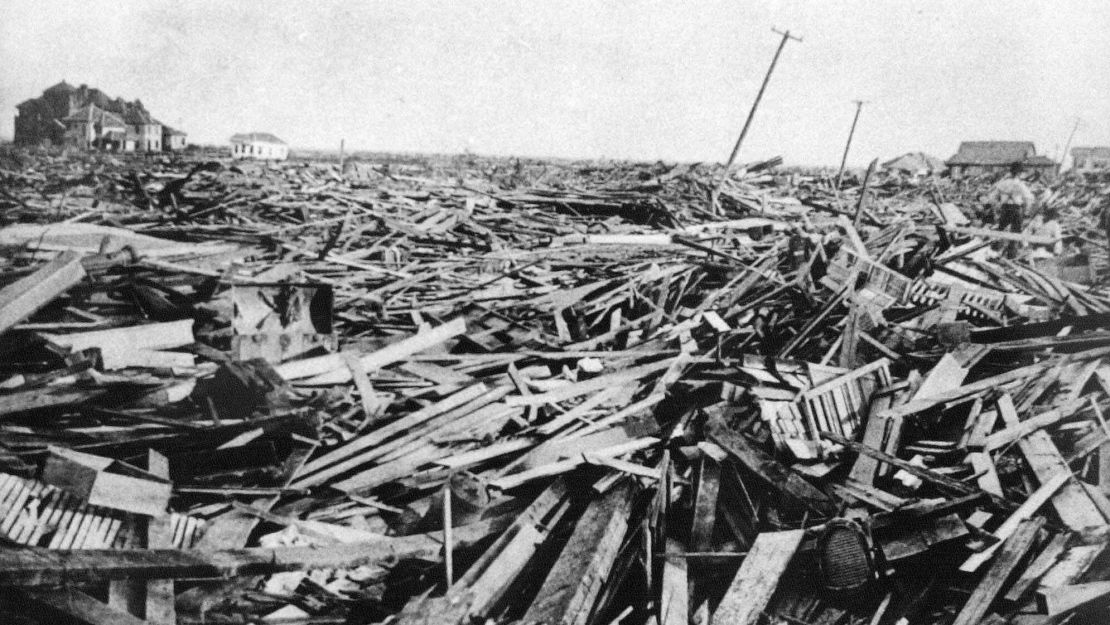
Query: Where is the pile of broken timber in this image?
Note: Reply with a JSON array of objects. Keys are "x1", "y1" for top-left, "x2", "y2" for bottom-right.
[{"x1": 1, "y1": 147, "x2": 1110, "y2": 624}]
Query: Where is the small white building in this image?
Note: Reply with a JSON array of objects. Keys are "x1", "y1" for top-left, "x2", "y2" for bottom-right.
[{"x1": 230, "y1": 132, "x2": 289, "y2": 160}]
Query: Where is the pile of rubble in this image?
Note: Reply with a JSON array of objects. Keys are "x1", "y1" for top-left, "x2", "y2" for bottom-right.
[{"x1": 1, "y1": 145, "x2": 1110, "y2": 625}]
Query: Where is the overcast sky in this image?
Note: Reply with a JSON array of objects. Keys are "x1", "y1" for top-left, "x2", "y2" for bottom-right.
[{"x1": 2, "y1": 1, "x2": 1108, "y2": 166}]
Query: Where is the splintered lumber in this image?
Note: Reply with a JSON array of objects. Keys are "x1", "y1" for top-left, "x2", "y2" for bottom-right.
[
  {"x1": 709, "y1": 416, "x2": 835, "y2": 515},
  {"x1": 872, "y1": 362, "x2": 1050, "y2": 421},
  {"x1": 0, "y1": 515, "x2": 512, "y2": 586},
  {"x1": 275, "y1": 316, "x2": 467, "y2": 382},
  {"x1": 713, "y1": 530, "x2": 805, "y2": 625},
  {"x1": 945, "y1": 225, "x2": 1056, "y2": 246},
  {"x1": 489, "y1": 438, "x2": 658, "y2": 490},
  {"x1": 0, "y1": 251, "x2": 86, "y2": 335},
  {"x1": 145, "y1": 450, "x2": 175, "y2": 625},
  {"x1": 911, "y1": 353, "x2": 968, "y2": 399},
  {"x1": 518, "y1": 481, "x2": 634, "y2": 625},
  {"x1": 968, "y1": 452, "x2": 1003, "y2": 497},
  {"x1": 21, "y1": 587, "x2": 153, "y2": 625},
  {"x1": 41, "y1": 447, "x2": 171, "y2": 517},
  {"x1": 1004, "y1": 532, "x2": 1071, "y2": 602},
  {"x1": 961, "y1": 472, "x2": 1069, "y2": 572},
  {"x1": 659, "y1": 540, "x2": 689, "y2": 625},
  {"x1": 950, "y1": 517, "x2": 1044, "y2": 625},
  {"x1": 43, "y1": 319, "x2": 195, "y2": 370},
  {"x1": 983, "y1": 399, "x2": 1086, "y2": 451},
  {"x1": 821, "y1": 431, "x2": 979, "y2": 497},
  {"x1": 0, "y1": 386, "x2": 107, "y2": 417},
  {"x1": 446, "y1": 481, "x2": 570, "y2": 620},
  {"x1": 292, "y1": 383, "x2": 490, "y2": 487},
  {"x1": 996, "y1": 395, "x2": 1105, "y2": 530},
  {"x1": 1036, "y1": 581, "x2": 1110, "y2": 615},
  {"x1": 505, "y1": 358, "x2": 676, "y2": 407},
  {"x1": 690, "y1": 455, "x2": 721, "y2": 551}
]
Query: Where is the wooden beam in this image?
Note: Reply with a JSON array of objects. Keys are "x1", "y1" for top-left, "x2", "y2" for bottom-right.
[
  {"x1": 821, "y1": 431, "x2": 980, "y2": 497},
  {"x1": 275, "y1": 316, "x2": 467, "y2": 382},
  {"x1": 713, "y1": 530, "x2": 804, "y2": 625},
  {"x1": 983, "y1": 400, "x2": 1086, "y2": 451},
  {"x1": 951, "y1": 517, "x2": 1044, "y2": 625},
  {"x1": 145, "y1": 450, "x2": 175, "y2": 625},
  {"x1": 519, "y1": 481, "x2": 635, "y2": 625},
  {"x1": 945, "y1": 225, "x2": 1056, "y2": 246},
  {"x1": 659, "y1": 540, "x2": 689, "y2": 625},
  {"x1": 873, "y1": 362, "x2": 1050, "y2": 422},
  {"x1": 690, "y1": 455, "x2": 721, "y2": 552},
  {"x1": 0, "y1": 516, "x2": 512, "y2": 586},
  {"x1": 1003, "y1": 531, "x2": 1070, "y2": 602},
  {"x1": 0, "y1": 251, "x2": 86, "y2": 336},
  {"x1": 43, "y1": 319, "x2": 195, "y2": 370},
  {"x1": 996, "y1": 395, "x2": 1105, "y2": 530},
  {"x1": 709, "y1": 416, "x2": 835, "y2": 515}
]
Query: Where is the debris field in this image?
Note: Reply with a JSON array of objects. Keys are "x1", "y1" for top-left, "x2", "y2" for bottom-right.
[{"x1": 1, "y1": 147, "x2": 1110, "y2": 625}]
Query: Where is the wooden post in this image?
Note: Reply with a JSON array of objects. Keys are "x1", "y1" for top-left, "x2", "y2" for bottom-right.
[
  {"x1": 711, "y1": 28, "x2": 802, "y2": 213},
  {"x1": 339, "y1": 138, "x2": 345, "y2": 172},
  {"x1": 854, "y1": 158, "x2": 878, "y2": 229},
  {"x1": 443, "y1": 480, "x2": 454, "y2": 589},
  {"x1": 836, "y1": 100, "x2": 867, "y2": 189}
]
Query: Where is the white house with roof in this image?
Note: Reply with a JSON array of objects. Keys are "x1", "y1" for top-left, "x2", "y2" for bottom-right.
[{"x1": 230, "y1": 132, "x2": 288, "y2": 160}]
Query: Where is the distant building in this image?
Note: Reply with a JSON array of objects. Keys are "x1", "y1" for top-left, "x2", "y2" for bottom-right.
[
  {"x1": 230, "y1": 132, "x2": 289, "y2": 160},
  {"x1": 1070, "y1": 146, "x2": 1110, "y2": 171},
  {"x1": 162, "y1": 125, "x2": 187, "y2": 151},
  {"x1": 13, "y1": 81, "x2": 185, "y2": 152},
  {"x1": 881, "y1": 152, "x2": 945, "y2": 178},
  {"x1": 945, "y1": 141, "x2": 1056, "y2": 178}
]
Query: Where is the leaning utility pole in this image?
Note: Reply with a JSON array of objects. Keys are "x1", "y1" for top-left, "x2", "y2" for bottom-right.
[
  {"x1": 711, "y1": 28, "x2": 801, "y2": 212},
  {"x1": 1060, "y1": 118, "x2": 1080, "y2": 172},
  {"x1": 836, "y1": 100, "x2": 867, "y2": 189}
]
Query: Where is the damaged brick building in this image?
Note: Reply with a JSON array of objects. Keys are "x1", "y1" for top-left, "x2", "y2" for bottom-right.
[{"x1": 13, "y1": 81, "x2": 186, "y2": 152}]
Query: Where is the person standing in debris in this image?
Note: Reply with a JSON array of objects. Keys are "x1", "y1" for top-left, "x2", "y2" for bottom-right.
[{"x1": 987, "y1": 162, "x2": 1035, "y2": 257}]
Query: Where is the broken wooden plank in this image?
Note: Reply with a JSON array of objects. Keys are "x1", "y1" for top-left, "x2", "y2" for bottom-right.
[
  {"x1": 961, "y1": 472, "x2": 1068, "y2": 572},
  {"x1": 713, "y1": 530, "x2": 805, "y2": 625},
  {"x1": 0, "y1": 251, "x2": 86, "y2": 336},
  {"x1": 518, "y1": 481, "x2": 634, "y2": 625},
  {"x1": 996, "y1": 394, "x2": 1105, "y2": 530},
  {"x1": 950, "y1": 517, "x2": 1044, "y2": 625},
  {"x1": 0, "y1": 515, "x2": 512, "y2": 585},
  {"x1": 1036, "y1": 580, "x2": 1110, "y2": 616},
  {"x1": 276, "y1": 316, "x2": 467, "y2": 382}
]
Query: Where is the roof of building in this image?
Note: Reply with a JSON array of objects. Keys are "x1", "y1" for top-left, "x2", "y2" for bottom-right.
[
  {"x1": 159, "y1": 123, "x2": 187, "y2": 136},
  {"x1": 124, "y1": 108, "x2": 156, "y2": 125},
  {"x1": 61, "y1": 105, "x2": 127, "y2": 129},
  {"x1": 881, "y1": 152, "x2": 945, "y2": 173},
  {"x1": 43, "y1": 80, "x2": 76, "y2": 94},
  {"x1": 1071, "y1": 146, "x2": 1110, "y2": 158},
  {"x1": 946, "y1": 141, "x2": 1037, "y2": 166},
  {"x1": 1023, "y1": 155, "x2": 1057, "y2": 167},
  {"x1": 230, "y1": 132, "x2": 287, "y2": 145}
]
